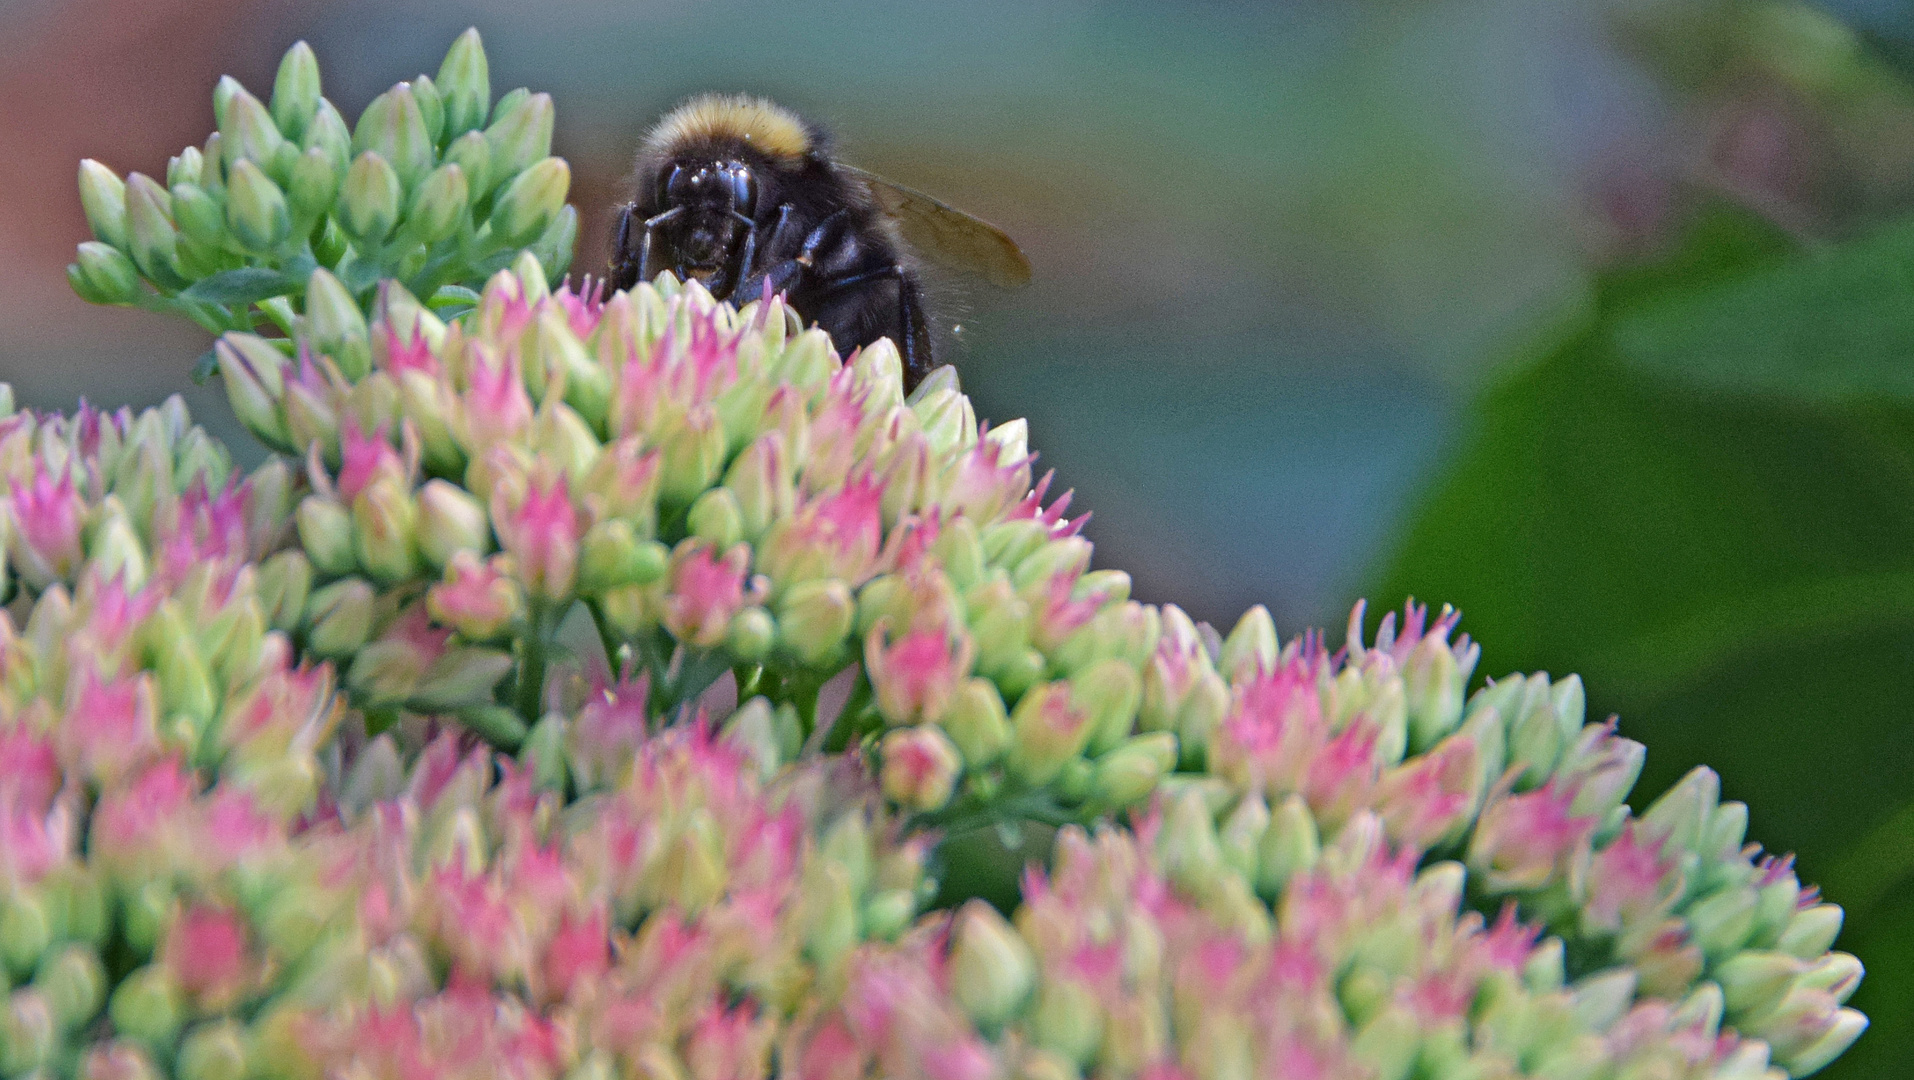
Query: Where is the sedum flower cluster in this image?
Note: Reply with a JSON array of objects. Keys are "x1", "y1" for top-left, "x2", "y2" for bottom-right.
[
  {"x1": 67, "y1": 32, "x2": 573, "y2": 345},
  {"x1": 25, "y1": 28, "x2": 1867, "y2": 1080}
]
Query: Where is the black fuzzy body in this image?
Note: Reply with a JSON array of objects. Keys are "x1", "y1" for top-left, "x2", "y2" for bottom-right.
[{"x1": 608, "y1": 126, "x2": 936, "y2": 388}]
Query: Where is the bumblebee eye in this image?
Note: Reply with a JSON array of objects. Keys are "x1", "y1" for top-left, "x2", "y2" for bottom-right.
[
  {"x1": 728, "y1": 166, "x2": 757, "y2": 214},
  {"x1": 660, "y1": 165, "x2": 686, "y2": 205}
]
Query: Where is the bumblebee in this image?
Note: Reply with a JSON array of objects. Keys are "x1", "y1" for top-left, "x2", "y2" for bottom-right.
[{"x1": 608, "y1": 94, "x2": 1030, "y2": 390}]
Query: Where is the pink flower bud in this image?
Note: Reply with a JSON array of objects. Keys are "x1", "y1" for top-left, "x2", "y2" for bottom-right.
[
  {"x1": 879, "y1": 726, "x2": 963, "y2": 812},
  {"x1": 161, "y1": 905, "x2": 251, "y2": 1010},
  {"x1": 59, "y1": 673, "x2": 161, "y2": 785},
  {"x1": 491, "y1": 472, "x2": 580, "y2": 600},
  {"x1": 865, "y1": 622, "x2": 974, "y2": 726},
  {"x1": 1212, "y1": 657, "x2": 1326, "y2": 796},
  {"x1": 335, "y1": 422, "x2": 405, "y2": 502},
  {"x1": 554, "y1": 277, "x2": 606, "y2": 339},
  {"x1": 1374, "y1": 732, "x2": 1481, "y2": 850},
  {"x1": 428, "y1": 551, "x2": 524, "y2": 640},
  {"x1": 7, "y1": 465, "x2": 85, "y2": 588},
  {"x1": 459, "y1": 345, "x2": 534, "y2": 451},
  {"x1": 664, "y1": 542, "x2": 751, "y2": 649},
  {"x1": 541, "y1": 905, "x2": 609, "y2": 1002},
  {"x1": 1467, "y1": 781, "x2": 1596, "y2": 893},
  {"x1": 759, "y1": 473, "x2": 887, "y2": 590}
]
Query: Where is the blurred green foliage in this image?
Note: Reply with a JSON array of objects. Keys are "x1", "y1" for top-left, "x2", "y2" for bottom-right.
[{"x1": 1373, "y1": 201, "x2": 1914, "y2": 1077}]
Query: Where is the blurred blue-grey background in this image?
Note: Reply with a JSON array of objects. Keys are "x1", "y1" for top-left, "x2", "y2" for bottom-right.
[{"x1": 5, "y1": 0, "x2": 1914, "y2": 1073}]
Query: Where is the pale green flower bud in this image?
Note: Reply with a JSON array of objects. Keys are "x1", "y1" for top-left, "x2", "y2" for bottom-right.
[
  {"x1": 777, "y1": 579, "x2": 854, "y2": 664},
  {"x1": 177, "y1": 1019, "x2": 249, "y2": 1080},
  {"x1": 490, "y1": 156, "x2": 570, "y2": 247},
  {"x1": 306, "y1": 267, "x2": 371, "y2": 379},
  {"x1": 658, "y1": 408, "x2": 727, "y2": 508},
  {"x1": 301, "y1": 98, "x2": 352, "y2": 175},
  {"x1": 1776, "y1": 904, "x2": 1844, "y2": 960},
  {"x1": 149, "y1": 601, "x2": 216, "y2": 724},
  {"x1": 483, "y1": 90, "x2": 554, "y2": 190},
  {"x1": 1090, "y1": 731, "x2": 1176, "y2": 806},
  {"x1": 949, "y1": 900, "x2": 1034, "y2": 1028},
  {"x1": 410, "y1": 75, "x2": 445, "y2": 145},
  {"x1": 579, "y1": 519, "x2": 655, "y2": 596},
  {"x1": 0, "y1": 893, "x2": 50, "y2": 978},
  {"x1": 527, "y1": 204, "x2": 578, "y2": 282},
  {"x1": 1257, "y1": 793, "x2": 1320, "y2": 897},
  {"x1": 88, "y1": 502, "x2": 148, "y2": 589},
  {"x1": 1783, "y1": 1009, "x2": 1868, "y2": 1077},
  {"x1": 1, "y1": 990, "x2": 53, "y2": 1074},
  {"x1": 688, "y1": 488, "x2": 744, "y2": 550},
  {"x1": 941, "y1": 677, "x2": 1012, "y2": 766},
  {"x1": 218, "y1": 80, "x2": 285, "y2": 173},
  {"x1": 306, "y1": 578, "x2": 377, "y2": 657},
  {"x1": 437, "y1": 29, "x2": 492, "y2": 139},
  {"x1": 1220, "y1": 605, "x2": 1277, "y2": 679},
  {"x1": 254, "y1": 550, "x2": 313, "y2": 633},
  {"x1": 225, "y1": 158, "x2": 292, "y2": 252},
  {"x1": 168, "y1": 146, "x2": 204, "y2": 188},
  {"x1": 353, "y1": 472, "x2": 421, "y2": 584},
  {"x1": 270, "y1": 41, "x2": 322, "y2": 141},
  {"x1": 298, "y1": 496, "x2": 356, "y2": 576},
  {"x1": 78, "y1": 159, "x2": 128, "y2": 249},
  {"x1": 108, "y1": 965, "x2": 183, "y2": 1048},
  {"x1": 407, "y1": 163, "x2": 468, "y2": 246},
  {"x1": 1008, "y1": 681, "x2": 1094, "y2": 786},
  {"x1": 353, "y1": 83, "x2": 434, "y2": 189},
  {"x1": 33, "y1": 943, "x2": 105, "y2": 1031},
  {"x1": 124, "y1": 173, "x2": 184, "y2": 287},
  {"x1": 1160, "y1": 787, "x2": 1225, "y2": 895},
  {"x1": 1010, "y1": 535, "x2": 1091, "y2": 594},
  {"x1": 443, "y1": 130, "x2": 492, "y2": 203},
  {"x1": 72, "y1": 242, "x2": 140, "y2": 305},
  {"x1": 727, "y1": 606, "x2": 776, "y2": 663},
  {"x1": 286, "y1": 146, "x2": 339, "y2": 224},
  {"x1": 416, "y1": 479, "x2": 490, "y2": 567},
  {"x1": 169, "y1": 182, "x2": 225, "y2": 246},
  {"x1": 339, "y1": 151, "x2": 402, "y2": 247},
  {"x1": 1688, "y1": 885, "x2": 1758, "y2": 961},
  {"x1": 1717, "y1": 951, "x2": 1802, "y2": 1020},
  {"x1": 1641, "y1": 765, "x2": 1720, "y2": 855},
  {"x1": 1219, "y1": 791, "x2": 1271, "y2": 882},
  {"x1": 1070, "y1": 657, "x2": 1142, "y2": 755},
  {"x1": 1030, "y1": 979, "x2": 1103, "y2": 1067}
]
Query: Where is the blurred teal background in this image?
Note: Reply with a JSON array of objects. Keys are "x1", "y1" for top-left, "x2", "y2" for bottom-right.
[{"x1": 4, "y1": 0, "x2": 1913, "y2": 1073}]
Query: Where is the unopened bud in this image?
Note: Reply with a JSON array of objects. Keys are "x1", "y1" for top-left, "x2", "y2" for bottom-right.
[
  {"x1": 306, "y1": 577, "x2": 377, "y2": 657},
  {"x1": 124, "y1": 173, "x2": 184, "y2": 287},
  {"x1": 270, "y1": 41, "x2": 322, "y2": 141},
  {"x1": 1776, "y1": 904, "x2": 1844, "y2": 960},
  {"x1": 34, "y1": 943, "x2": 105, "y2": 1031},
  {"x1": 941, "y1": 677, "x2": 1012, "y2": 765},
  {"x1": 1257, "y1": 793, "x2": 1320, "y2": 897},
  {"x1": 353, "y1": 84, "x2": 434, "y2": 189},
  {"x1": 0, "y1": 892, "x2": 50, "y2": 978},
  {"x1": 218, "y1": 82, "x2": 285, "y2": 173},
  {"x1": 78, "y1": 160, "x2": 129, "y2": 249},
  {"x1": 490, "y1": 156, "x2": 570, "y2": 247},
  {"x1": 777, "y1": 578, "x2": 854, "y2": 664},
  {"x1": 1089, "y1": 731, "x2": 1176, "y2": 806},
  {"x1": 443, "y1": 130, "x2": 492, "y2": 202},
  {"x1": 108, "y1": 965, "x2": 183, "y2": 1048},
  {"x1": 483, "y1": 91, "x2": 555, "y2": 189},
  {"x1": 176, "y1": 1018, "x2": 249, "y2": 1080},
  {"x1": 1007, "y1": 681, "x2": 1094, "y2": 786},
  {"x1": 407, "y1": 162, "x2": 469, "y2": 245},
  {"x1": 949, "y1": 901, "x2": 1034, "y2": 1028},
  {"x1": 286, "y1": 146, "x2": 339, "y2": 223},
  {"x1": 73, "y1": 242, "x2": 140, "y2": 304},
  {"x1": 726, "y1": 606, "x2": 776, "y2": 663},
  {"x1": 306, "y1": 267, "x2": 371, "y2": 379},
  {"x1": 339, "y1": 151, "x2": 402, "y2": 246},
  {"x1": 1219, "y1": 605, "x2": 1277, "y2": 679},
  {"x1": 687, "y1": 487, "x2": 745, "y2": 550},
  {"x1": 1070, "y1": 657, "x2": 1142, "y2": 756},
  {"x1": 416, "y1": 478, "x2": 490, "y2": 567},
  {"x1": 170, "y1": 182, "x2": 225, "y2": 246},
  {"x1": 297, "y1": 496, "x2": 356, "y2": 576},
  {"x1": 1, "y1": 991, "x2": 54, "y2": 1074},
  {"x1": 880, "y1": 725, "x2": 963, "y2": 812},
  {"x1": 225, "y1": 159, "x2": 291, "y2": 252},
  {"x1": 353, "y1": 473, "x2": 420, "y2": 584},
  {"x1": 437, "y1": 30, "x2": 492, "y2": 139}
]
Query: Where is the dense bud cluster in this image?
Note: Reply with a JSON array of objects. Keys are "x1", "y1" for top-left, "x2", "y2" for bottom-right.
[
  {"x1": 68, "y1": 31, "x2": 573, "y2": 344},
  {"x1": 22, "y1": 29, "x2": 1871, "y2": 1079}
]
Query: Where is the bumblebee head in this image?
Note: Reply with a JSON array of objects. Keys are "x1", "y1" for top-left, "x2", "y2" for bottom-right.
[{"x1": 641, "y1": 94, "x2": 816, "y2": 276}]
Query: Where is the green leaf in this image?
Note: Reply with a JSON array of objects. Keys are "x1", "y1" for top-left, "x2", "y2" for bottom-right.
[
  {"x1": 1615, "y1": 213, "x2": 1914, "y2": 403},
  {"x1": 177, "y1": 266, "x2": 298, "y2": 306}
]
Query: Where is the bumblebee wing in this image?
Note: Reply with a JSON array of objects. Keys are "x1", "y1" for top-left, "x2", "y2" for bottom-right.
[{"x1": 839, "y1": 164, "x2": 1032, "y2": 289}]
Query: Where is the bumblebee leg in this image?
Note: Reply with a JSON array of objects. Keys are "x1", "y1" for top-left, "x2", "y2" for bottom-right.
[
  {"x1": 819, "y1": 264, "x2": 932, "y2": 386},
  {"x1": 608, "y1": 203, "x2": 639, "y2": 290},
  {"x1": 731, "y1": 211, "x2": 760, "y2": 286},
  {"x1": 636, "y1": 206, "x2": 683, "y2": 285},
  {"x1": 736, "y1": 207, "x2": 849, "y2": 300},
  {"x1": 733, "y1": 204, "x2": 802, "y2": 299}
]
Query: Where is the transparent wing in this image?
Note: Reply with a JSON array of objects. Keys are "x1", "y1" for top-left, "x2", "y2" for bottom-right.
[{"x1": 839, "y1": 163, "x2": 1032, "y2": 289}]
